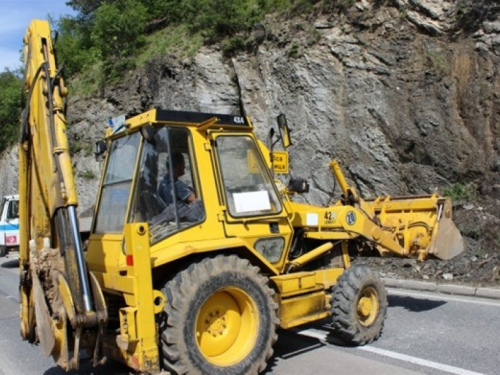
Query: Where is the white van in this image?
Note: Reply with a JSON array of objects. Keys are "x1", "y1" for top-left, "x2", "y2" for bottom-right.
[{"x1": 0, "y1": 195, "x2": 19, "y2": 257}]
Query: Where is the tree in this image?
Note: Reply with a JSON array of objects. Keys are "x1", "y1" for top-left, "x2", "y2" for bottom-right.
[
  {"x1": 168, "y1": 0, "x2": 264, "y2": 40},
  {"x1": 91, "y1": 0, "x2": 147, "y2": 76},
  {"x1": 0, "y1": 70, "x2": 22, "y2": 152},
  {"x1": 66, "y1": 0, "x2": 107, "y2": 16},
  {"x1": 53, "y1": 16, "x2": 95, "y2": 76}
]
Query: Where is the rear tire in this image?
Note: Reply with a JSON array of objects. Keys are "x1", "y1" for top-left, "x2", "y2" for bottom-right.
[
  {"x1": 328, "y1": 266, "x2": 387, "y2": 346},
  {"x1": 0, "y1": 247, "x2": 6, "y2": 257},
  {"x1": 161, "y1": 255, "x2": 278, "y2": 375}
]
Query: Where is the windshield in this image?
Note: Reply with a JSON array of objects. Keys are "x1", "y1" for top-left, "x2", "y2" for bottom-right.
[
  {"x1": 217, "y1": 135, "x2": 282, "y2": 217},
  {"x1": 0, "y1": 198, "x2": 6, "y2": 220},
  {"x1": 129, "y1": 126, "x2": 204, "y2": 244},
  {"x1": 94, "y1": 133, "x2": 140, "y2": 233}
]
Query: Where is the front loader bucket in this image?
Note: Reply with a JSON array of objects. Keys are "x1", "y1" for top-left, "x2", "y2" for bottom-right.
[
  {"x1": 326, "y1": 160, "x2": 464, "y2": 260},
  {"x1": 427, "y1": 201, "x2": 465, "y2": 260},
  {"x1": 362, "y1": 194, "x2": 465, "y2": 260}
]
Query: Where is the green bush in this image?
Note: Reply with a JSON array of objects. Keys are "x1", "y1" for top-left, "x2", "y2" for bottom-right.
[
  {"x1": 166, "y1": 0, "x2": 265, "y2": 41},
  {"x1": 222, "y1": 37, "x2": 246, "y2": 57},
  {"x1": 288, "y1": 42, "x2": 301, "y2": 58},
  {"x1": 79, "y1": 170, "x2": 95, "y2": 179},
  {"x1": 442, "y1": 182, "x2": 477, "y2": 202},
  {"x1": 57, "y1": 0, "x2": 354, "y2": 87}
]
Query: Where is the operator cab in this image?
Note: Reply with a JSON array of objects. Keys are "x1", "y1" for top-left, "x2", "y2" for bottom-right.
[
  {"x1": 91, "y1": 109, "x2": 287, "y2": 257},
  {"x1": 94, "y1": 125, "x2": 204, "y2": 243}
]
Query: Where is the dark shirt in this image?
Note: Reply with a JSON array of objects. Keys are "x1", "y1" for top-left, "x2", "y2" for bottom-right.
[{"x1": 158, "y1": 174, "x2": 193, "y2": 205}]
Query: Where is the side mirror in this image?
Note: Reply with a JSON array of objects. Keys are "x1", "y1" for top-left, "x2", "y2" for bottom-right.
[
  {"x1": 288, "y1": 178, "x2": 309, "y2": 194},
  {"x1": 277, "y1": 114, "x2": 292, "y2": 149},
  {"x1": 94, "y1": 140, "x2": 107, "y2": 160}
]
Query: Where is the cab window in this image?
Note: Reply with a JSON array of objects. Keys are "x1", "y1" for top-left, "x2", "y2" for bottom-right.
[
  {"x1": 216, "y1": 135, "x2": 281, "y2": 217},
  {"x1": 130, "y1": 127, "x2": 204, "y2": 244},
  {"x1": 94, "y1": 132, "x2": 140, "y2": 233}
]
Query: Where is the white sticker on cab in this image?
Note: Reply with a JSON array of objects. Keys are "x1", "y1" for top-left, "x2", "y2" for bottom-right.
[{"x1": 306, "y1": 213, "x2": 319, "y2": 226}]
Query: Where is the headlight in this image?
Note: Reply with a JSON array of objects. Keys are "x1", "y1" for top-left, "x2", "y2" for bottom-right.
[{"x1": 254, "y1": 237, "x2": 285, "y2": 263}]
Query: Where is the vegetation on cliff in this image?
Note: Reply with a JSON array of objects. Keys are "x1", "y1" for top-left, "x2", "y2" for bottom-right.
[
  {"x1": 0, "y1": 71, "x2": 23, "y2": 152},
  {"x1": 0, "y1": 1, "x2": 499, "y2": 285},
  {"x1": 0, "y1": 0, "x2": 498, "y2": 154}
]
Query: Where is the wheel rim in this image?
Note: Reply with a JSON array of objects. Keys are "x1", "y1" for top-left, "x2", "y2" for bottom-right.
[
  {"x1": 356, "y1": 286, "x2": 379, "y2": 327},
  {"x1": 195, "y1": 287, "x2": 259, "y2": 366}
]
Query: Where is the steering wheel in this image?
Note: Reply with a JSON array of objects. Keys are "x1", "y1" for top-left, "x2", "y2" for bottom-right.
[{"x1": 141, "y1": 191, "x2": 167, "y2": 221}]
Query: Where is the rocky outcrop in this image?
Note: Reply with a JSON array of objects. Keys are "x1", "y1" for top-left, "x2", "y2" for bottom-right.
[
  {"x1": 1, "y1": 0, "x2": 500, "y2": 213},
  {"x1": 0, "y1": 146, "x2": 19, "y2": 197}
]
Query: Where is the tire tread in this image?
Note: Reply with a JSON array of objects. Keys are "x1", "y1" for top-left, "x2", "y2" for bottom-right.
[{"x1": 328, "y1": 266, "x2": 388, "y2": 346}]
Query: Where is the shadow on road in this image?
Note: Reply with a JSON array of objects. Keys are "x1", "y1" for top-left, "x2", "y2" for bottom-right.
[
  {"x1": 263, "y1": 329, "x2": 325, "y2": 373},
  {"x1": 43, "y1": 358, "x2": 131, "y2": 375},
  {"x1": 388, "y1": 294, "x2": 446, "y2": 312},
  {"x1": 1, "y1": 259, "x2": 19, "y2": 268}
]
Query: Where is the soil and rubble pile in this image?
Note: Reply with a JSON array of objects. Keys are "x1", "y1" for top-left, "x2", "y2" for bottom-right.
[
  {"x1": 0, "y1": 0, "x2": 499, "y2": 286},
  {"x1": 357, "y1": 197, "x2": 500, "y2": 287}
]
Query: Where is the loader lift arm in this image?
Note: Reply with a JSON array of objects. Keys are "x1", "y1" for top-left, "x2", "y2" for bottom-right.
[
  {"x1": 281, "y1": 159, "x2": 464, "y2": 262},
  {"x1": 19, "y1": 20, "x2": 106, "y2": 370},
  {"x1": 269, "y1": 115, "x2": 463, "y2": 262}
]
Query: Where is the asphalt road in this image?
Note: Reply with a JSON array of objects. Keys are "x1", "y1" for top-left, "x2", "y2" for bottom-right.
[{"x1": 1, "y1": 253, "x2": 498, "y2": 375}]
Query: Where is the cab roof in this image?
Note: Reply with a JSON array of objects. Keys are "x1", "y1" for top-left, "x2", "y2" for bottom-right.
[{"x1": 125, "y1": 108, "x2": 252, "y2": 130}]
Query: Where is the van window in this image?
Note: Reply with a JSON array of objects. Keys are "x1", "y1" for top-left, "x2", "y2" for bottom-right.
[{"x1": 7, "y1": 200, "x2": 19, "y2": 219}]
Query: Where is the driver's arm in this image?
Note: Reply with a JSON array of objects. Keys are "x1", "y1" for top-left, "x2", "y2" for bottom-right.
[{"x1": 176, "y1": 180, "x2": 196, "y2": 203}]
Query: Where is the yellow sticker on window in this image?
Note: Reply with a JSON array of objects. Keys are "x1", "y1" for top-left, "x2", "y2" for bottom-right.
[{"x1": 247, "y1": 150, "x2": 259, "y2": 173}]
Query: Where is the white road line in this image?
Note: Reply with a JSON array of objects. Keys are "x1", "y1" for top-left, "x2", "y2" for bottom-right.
[
  {"x1": 387, "y1": 288, "x2": 500, "y2": 307},
  {"x1": 358, "y1": 346, "x2": 485, "y2": 375},
  {"x1": 295, "y1": 329, "x2": 485, "y2": 375}
]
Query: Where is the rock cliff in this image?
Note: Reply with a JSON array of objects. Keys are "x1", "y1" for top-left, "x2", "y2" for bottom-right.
[
  {"x1": 59, "y1": 0, "x2": 500, "y2": 209},
  {"x1": 1, "y1": 1, "x2": 499, "y2": 283}
]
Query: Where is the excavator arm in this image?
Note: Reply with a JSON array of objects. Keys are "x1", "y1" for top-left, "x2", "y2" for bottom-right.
[{"x1": 19, "y1": 20, "x2": 105, "y2": 370}]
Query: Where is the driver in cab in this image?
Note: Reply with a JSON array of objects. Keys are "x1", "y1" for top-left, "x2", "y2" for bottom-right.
[
  {"x1": 158, "y1": 152, "x2": 196, "y2": 204},
  {"x1": 154, "y1": 151, "x2": 204, "y2": 224}
]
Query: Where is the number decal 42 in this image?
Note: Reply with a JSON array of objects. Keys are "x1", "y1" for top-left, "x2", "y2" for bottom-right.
[{"x1": 324, "y1": 211, "x2": 336, "y2": 224}]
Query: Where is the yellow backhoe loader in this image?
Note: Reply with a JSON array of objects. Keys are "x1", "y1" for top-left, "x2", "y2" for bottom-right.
[{"x1": 19, "y1": 19, "x2": 464, "y2": 374}]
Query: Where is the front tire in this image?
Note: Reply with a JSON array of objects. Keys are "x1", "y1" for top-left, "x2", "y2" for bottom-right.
[
  {"x1": 161, "y1": 255, "x2": 278, "y2": 375},
  {"x1": 328, "y1": 266, "x2": 387, "y2": 346},
  {"x1": 0, "y1": 246, "x2": 6, "y2": 257}
]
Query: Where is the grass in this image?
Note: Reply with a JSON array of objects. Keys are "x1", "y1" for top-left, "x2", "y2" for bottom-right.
[
  {"x1": 288, "y1": 42, "x2": 301, "y2": 58},
  {"x1": 64, "y1": 1, "x2": 339, "y2": 98},
  {"x1": 442, "y1": 182, "x2": 477, "y2": 202},
  {"x1": 424, "y1": 42, "x2": 451, "y2": 78},
  {"x1": 78, "y1": 170, "x2": 95, "y2": 179},
  {"x1": 67, "y1": 62, "x2": 103, "y2": 98},
  {"x1": 67, "y1": 24, "x2": 204, "y2": 98},
  {"x1": 136, "y1": 25, "x2": 204, "y2": 67},
  {"x1": 70, "y1": 141, "x2": 94, "y2": 157}
]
